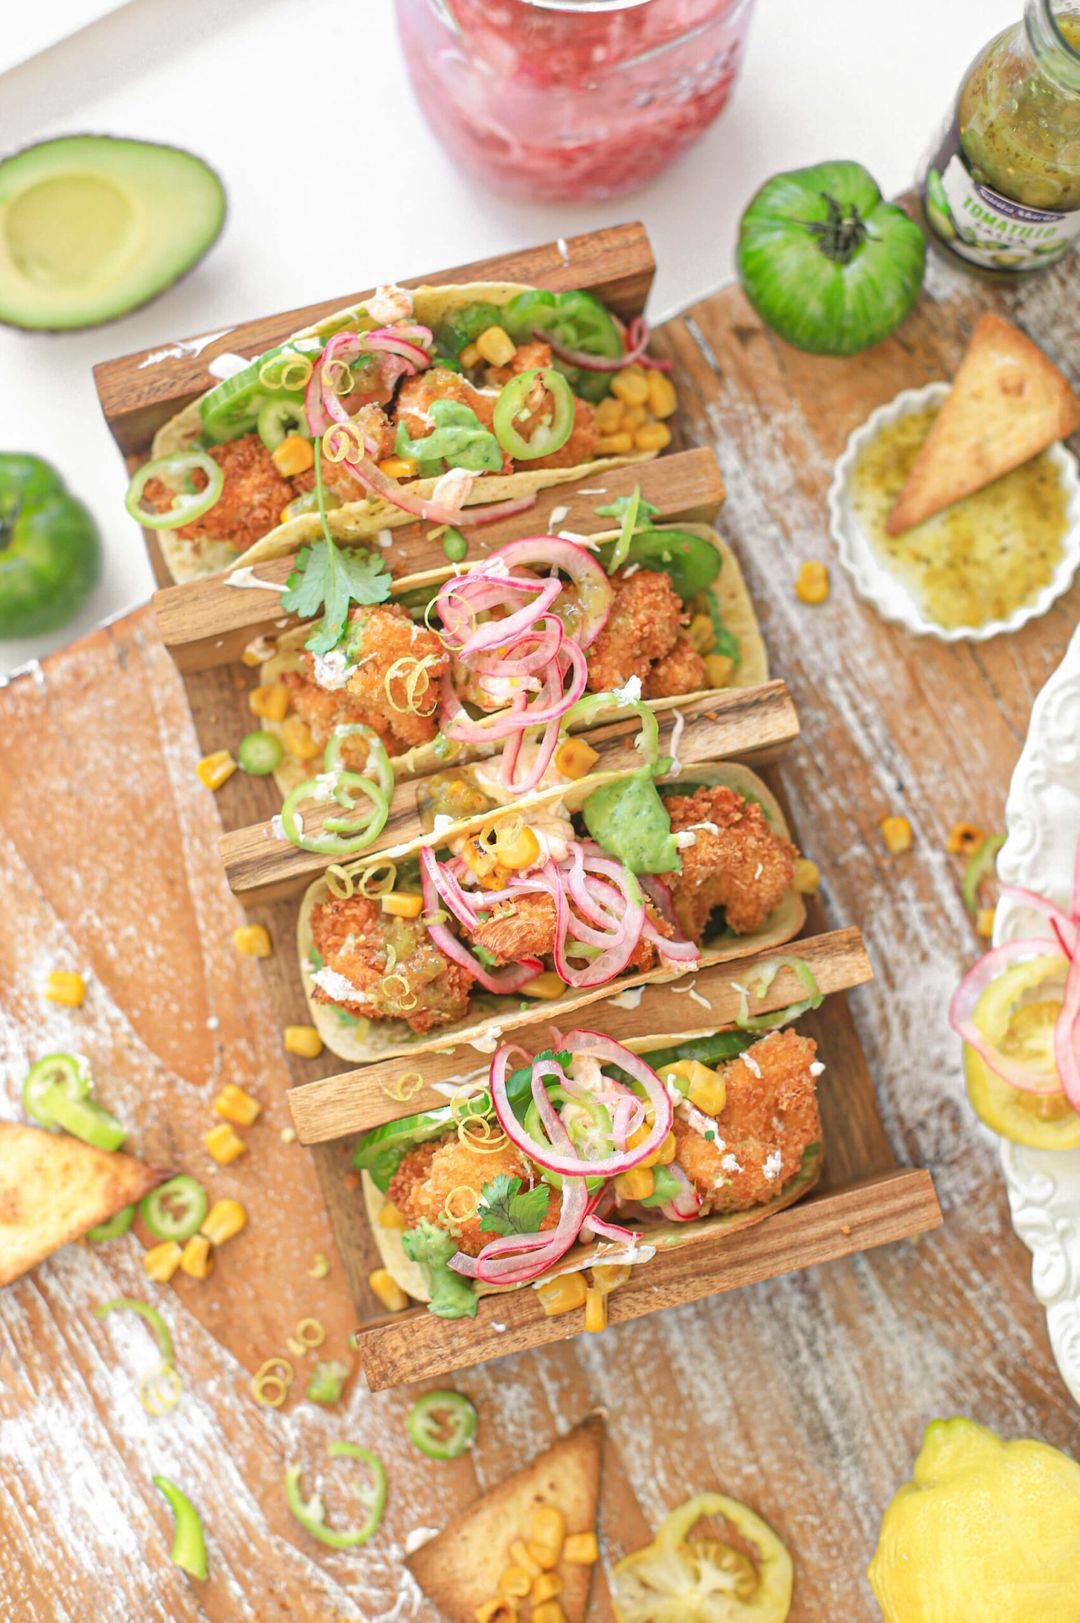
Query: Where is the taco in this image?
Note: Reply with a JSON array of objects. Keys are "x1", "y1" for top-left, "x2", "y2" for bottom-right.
[
  {"x1": 255, "y1": 521, "x2": 767, "y2": 803},
  {"x1": 353, "y1": 1020, "x2": 826, "y2": 1319},
  {"x1": 296, "y1": 761, "x2": 806, "y2": 1064},
  {"x1": 128, "y1": 282, "x2": 676, "y2": 585}
]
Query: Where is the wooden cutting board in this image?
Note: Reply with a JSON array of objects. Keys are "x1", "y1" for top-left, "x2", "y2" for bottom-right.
[{"x1": 3, "y1": 234, "x2": 1080, "y2": 1620}]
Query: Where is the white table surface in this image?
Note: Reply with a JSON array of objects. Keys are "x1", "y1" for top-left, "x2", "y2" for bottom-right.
[{"x1": 0, "y1": 0, "x2": 1018, "y2": 674}]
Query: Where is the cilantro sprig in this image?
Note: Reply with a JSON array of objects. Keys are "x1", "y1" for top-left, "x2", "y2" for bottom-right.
[
  {"x1": 280, "y1": 438, "x2": 392, "y2": 655},
  {"x1": 478, "y1": 1173, "x2": 551, "y2": 1238}
]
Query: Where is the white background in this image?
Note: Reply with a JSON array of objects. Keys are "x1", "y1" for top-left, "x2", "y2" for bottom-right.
[{"x1": 0, "y1": 0, "x2": 1019, "y2": 674}]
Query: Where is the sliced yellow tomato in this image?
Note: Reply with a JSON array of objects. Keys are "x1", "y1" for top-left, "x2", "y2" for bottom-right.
[
  {"x1": 612, "y1": 1492, "x2": 792, "y2": 1623},
  {"x1": 964, "y1": 1045, "x2": 1080, "y2": 1150}
]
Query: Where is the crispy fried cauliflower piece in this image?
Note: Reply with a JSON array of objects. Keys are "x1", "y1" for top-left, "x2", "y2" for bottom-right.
[
  {"x1": 661, "y1": 785, "x2": 796, "y2": 939},
  {"x1": 670, "y1": 1030, "x2": 821, "y2": 1214},
  {"x1": 587, "y1": 568, "x2": 701, "y2": 698},
  {"x1": 310, "y1": 894, "x2": 472, "y2": 1035},
  {"x1": 388, "y1": 1131, "x2": 560, "y2": 1255},
  {"x1": 145, "y1": 432, "x2": 293, "y2": 552}
]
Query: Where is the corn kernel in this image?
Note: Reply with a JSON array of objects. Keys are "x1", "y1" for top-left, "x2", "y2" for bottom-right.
[
  {"x1": 647, "y1": 371, "x2": 678, "y2": 419},
  {"x1": 380, "y1": 891, "x2": 424, "y2": 920},
  {"x1": 880, "y1": 815, "x2": 913, "y2": 855},
  {"x1": 554, "y1": 737, "x2": 599, "y2": 779},
  {"x1": 795, "y1": 560, "x2": 830, "y2": 605},
  {"x1": 531, "y1": 1573, "x2": 564, "y2": 1605},
  {"x1": 284, "y1": 1024, "x2": 324, "y2": 1059},
  {"x1": 531, "y1": 1603, "x2": 567, "y2": 1623},
  {"x1": 271, "y1": 433, "x2": 314, "y2": 478},
  {"x1": 595, "y1": 396, "x2": 624, "y2": 434},
  {"x1": 214, "y1": 1084, "x2": 263, "y2": 1126},
  {"x1": 687, "y1": 1067, "x2": 727, "y2": 1117},
  {"x1": 634, "y1": 422, "x2": 672, "y2": 453},
  {"x1": 946, "y1": 820, "x2": 984, "y2": 855},
  {"x1": 233, "y1": 924, "x2": 272, "y2": 958},
  {"x1": 44, "y1": 970, "x2": 86, "y2": 1007},
  {"x1": 459, "y1": 342, "x2": 482, "y2": 370},
  {"x1": 200, "y1": 1199, "x2": 248, "y2": 1245},
  {"x1": 622, "y1": 403, "x2": 648, "y2": 430},
  {"x1": 179, "y1": 1234, "x2": 214, "y2": 1279},
  {"x1": 531, "y1": 1507, "x2": 566, "y2": 1560},
  {"x1": 281, "y1": 715, "x2": 320, "y2": 761},
  {"x1": 369, "y1": 1268, "x2": 409, "y2": 1313},
  {"x1": 613, "y1": 1165, "x2": 655, "y2": 1201},
  {"x1": 495, "y1": 826, "x2": 540, "y2": 872},
  {"x1": 197, "y1": 750, "x2": 237, "y2": 791},
  {"x1": 508, "y1": 1541, "x2": 541, "y2": 1578},
  {"x1": 378, "y1": 456, "x2": 418, "y2": 480},
  {"x1": 704, "y1": 653, "x2": 734, "y2": 688},
  {"x1": 521, "y1": 971, "x2": 567, "y2": 1001},
  {"x1": 627, "y1": 1122, "x2": 676, "y2": 1168},
  {"x1": 475, "y1": 1602, "x2": 517, "y2": 1623},
  {"x1": 143, "y1": 1240, "x2": 183, "y2": 1283},
  {"x1": 378, "y1": 1203, "x2": 409, "y2": 1229},
  {"x1": 536, "y1": 1273, "x2": 588, "y2": 1317},
  {"x1": 596, "y1": 432, "x2": 634, "y2": 455},
  {"x1": 977, "y1": 906, "x2": 996, "y2": 939},
  {"x1": 498, "y1": 1567, "x2": 532, "y2": 1601},
  {"x1": 590, "y1": 1264, "x2": 631, "y2": 1295},
  {"x1": 611, "y1": 367, "x2": 649, "y2": 407},
  {"x1": 241, "y1": 640, "x2": 271, "y2": 668},
  {"x1": 790, "y1": 857, "x2": 820, "y2": 896},
  {"x1": 563, "y1": 1531, "x2": 599, "y2": 1565},
  {"x1": 461, "y1": 835, "x2": 501, "y2": 885},
  {"x1": 476, "y1": 325, "x2": 516, "y2": 367},
  {"x1": 204, "y1": 1123, "x2": 247, "y2": 1165},
  {"x1": 249, "y1": 683, "x2": 290, "y2": 722},
  {"x1": 688, "y1": 612, "x2": 715, "y2": 653},
  {"x1": 528, "y1": 1542, "x2": 560, "y2": 1573},
  {"x1": 584, "y1": 1287, "x2": 607, "y2": 1333}
]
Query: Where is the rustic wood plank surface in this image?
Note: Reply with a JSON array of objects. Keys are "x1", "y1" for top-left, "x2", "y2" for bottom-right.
[{"x1": 4, "y1": 243, "x2": 1080, "y2": 1622}]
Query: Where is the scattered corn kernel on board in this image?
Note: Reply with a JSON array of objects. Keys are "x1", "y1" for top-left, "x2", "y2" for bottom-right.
[{"x1": 1, "y1": 221, "x2": 1078, "y2": 1619}]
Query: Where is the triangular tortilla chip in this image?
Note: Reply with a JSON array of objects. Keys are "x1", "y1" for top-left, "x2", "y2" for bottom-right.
[
  {"x1": 407, "y1": 1414, "x2": 604, "y2": 1623},
  {"x1": 887, "y1": 312, "x2": 1080, "y2": 533},
  {"x1": 0, "y1": 1122, "x2": 165, "y2": 1287}
]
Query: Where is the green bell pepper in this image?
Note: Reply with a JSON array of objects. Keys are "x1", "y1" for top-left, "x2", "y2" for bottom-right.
[{"x1": 0, "y1": 454, "x2": 100, "y2": 637}]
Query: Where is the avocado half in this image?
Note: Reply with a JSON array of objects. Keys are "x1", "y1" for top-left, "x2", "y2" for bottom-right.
[{"x1": 0, "y1": 135, "x2": 226, "y2": 331}]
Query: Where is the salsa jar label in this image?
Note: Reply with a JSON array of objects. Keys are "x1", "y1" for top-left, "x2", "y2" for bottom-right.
[{"x1": 923, "y1": 139, "x2": 1080, "y2": 272}]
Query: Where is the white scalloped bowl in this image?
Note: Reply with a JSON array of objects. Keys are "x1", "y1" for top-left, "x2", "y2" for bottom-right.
[{"x1": 827, "y1": 381, "x2": 1080, "y2": 643}]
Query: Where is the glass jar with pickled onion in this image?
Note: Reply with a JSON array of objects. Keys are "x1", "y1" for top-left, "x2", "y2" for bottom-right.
[{"x1": 393, "y1": 0, "x2": 757, "y2": 202}]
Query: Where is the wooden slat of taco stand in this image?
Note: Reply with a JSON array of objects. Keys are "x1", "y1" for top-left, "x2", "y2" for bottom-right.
[
  {"x1": 219, "y1": 683, "x2": 800, "y2": 902},
  {"x1": 152, "y1": 446, "x2": 726, "y2": 672},
  {"x1": 288, "y1": 925, "x2": 873, "y2": 1142}
]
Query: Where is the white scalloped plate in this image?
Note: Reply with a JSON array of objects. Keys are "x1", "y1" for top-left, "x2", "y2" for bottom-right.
[
  {"x1": 827, "y1": 382, "x2": 1080, "y2": 642},
  {"x1": 994, "y1": 622, "x2": 1080, "y2": 1407}
]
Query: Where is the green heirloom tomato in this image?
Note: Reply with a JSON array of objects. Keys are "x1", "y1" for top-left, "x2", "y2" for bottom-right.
[
  {"x1": 737, "y1": 160, "x2": 927, "y2": 357},
  {"x1": 0, "y1": 454, "x2": 100, "y2": 637}
]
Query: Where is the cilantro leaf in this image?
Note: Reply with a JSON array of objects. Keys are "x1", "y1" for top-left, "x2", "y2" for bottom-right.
[
  {"x1": 479, "y1": 1173, "x2": 551, "y2": 1238},
  {"x1": 279, "y1": 437, "x2": 393, "y2": 655}
]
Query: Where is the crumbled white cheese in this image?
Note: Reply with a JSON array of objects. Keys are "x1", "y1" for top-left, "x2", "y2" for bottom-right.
[
  {"x1": 432, "y1": 466, "x2": 474, "y2": 512},
  {"x1": 720, "y1": 1152, "x2": 743, "y2": 1174},
  {"x1": 608, "y1": 986, "x2": 645, "y2": 1010},
  {"x1": 763, "y1": 1150, "x2": 783, "y2": 1182},
  {"x1": 679, "y1": 1100, "x2": 723, "y2": 1148},
  {"x1": 206, "y1": 1016, "x2": 220, "y2": 1032},
  {"x1": 377, "y1": 529, "x2": 394, "y2": 549},
  {"x1": 549, "y1": 505, "x2": 569, "y2": 526},
  {"x1": 743, "y1": 1051, "x2": 762, "y2": 1079},
  {"x1": 225, "y1": 567, "x2": 282, "y2": 592},
  {"x1": 312, "y1": 648, "x2": 351, "y2": 690},
  {"x1": 366, "y1": 283, "x2": 414, "y2": 324},
  {"x1": 611, "y1": 674, "x2": 643, "y2": 708},
  {"x1": 311, "y1": 965, "x2": 366, "y2": 1004},
  {"x1": 810, "y1": 1061, "x2": 826, "y2": 1077},
  {"x1": 491, "y1": 1322, "x2": 508, "y2": 1334},
  {"x1": 270, "y1": 814, "x2": 287, "y2": 841},
  {"x1": 312, "y1": 772, "x2": 341, "y2": 800}
]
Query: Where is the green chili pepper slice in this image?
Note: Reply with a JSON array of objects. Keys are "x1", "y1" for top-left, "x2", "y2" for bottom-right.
[
  {"x1": 406, "y1": 1390, "x2": 478, "y2": 1460},
  {"x1": 306, "y1": 1360, "x2": 351, "y2": 1406},
  {"x1": 152, "y1": 1475, "x2": 208, "y2": 1580},
  {"x1": 322, "y1": 725, "x2": 394, "y2": 798},
  {"x1": 963, "y1": 833, "x2": 1005, "y2": 916},
  {"x1": 95, "y1": 1297, "x2": 175, "y2": 1366},
  {"x1": 281, "y1": 770, "x2": 389, "y2": 856},
  {"x1": 140, "y1": 1175, "x2": 209, "y2": 1243},
  {"x1": 87, "y1": 1205, "x2": 136, "y2": 1242},
  {"x1": 42, "y1": 1085, "x2": 126, "y2": 1151},
  {"x1": 735, "y1": 956, "x2": 824, "y2": 1032},
  {"x1": 493, "y1": 368, "x2": 575, "y2": 462},
  {"x1": 284, "y1": 1442, "x2": 387, "y2": 1548},
  {"x1": 124, "y1": 452, "x2": 225, "y2": 532},
  {"x1": 238, "y1": 729, "x2": 284, "y2": 776},
  {"x1": 22, "y1": 1051, "x2": 91, "y2": 1128}
]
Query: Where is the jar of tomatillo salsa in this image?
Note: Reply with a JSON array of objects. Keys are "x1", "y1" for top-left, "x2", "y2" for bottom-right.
[{"x1": 920, "y1": 0, "x2": 1080, "y2": 273}]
